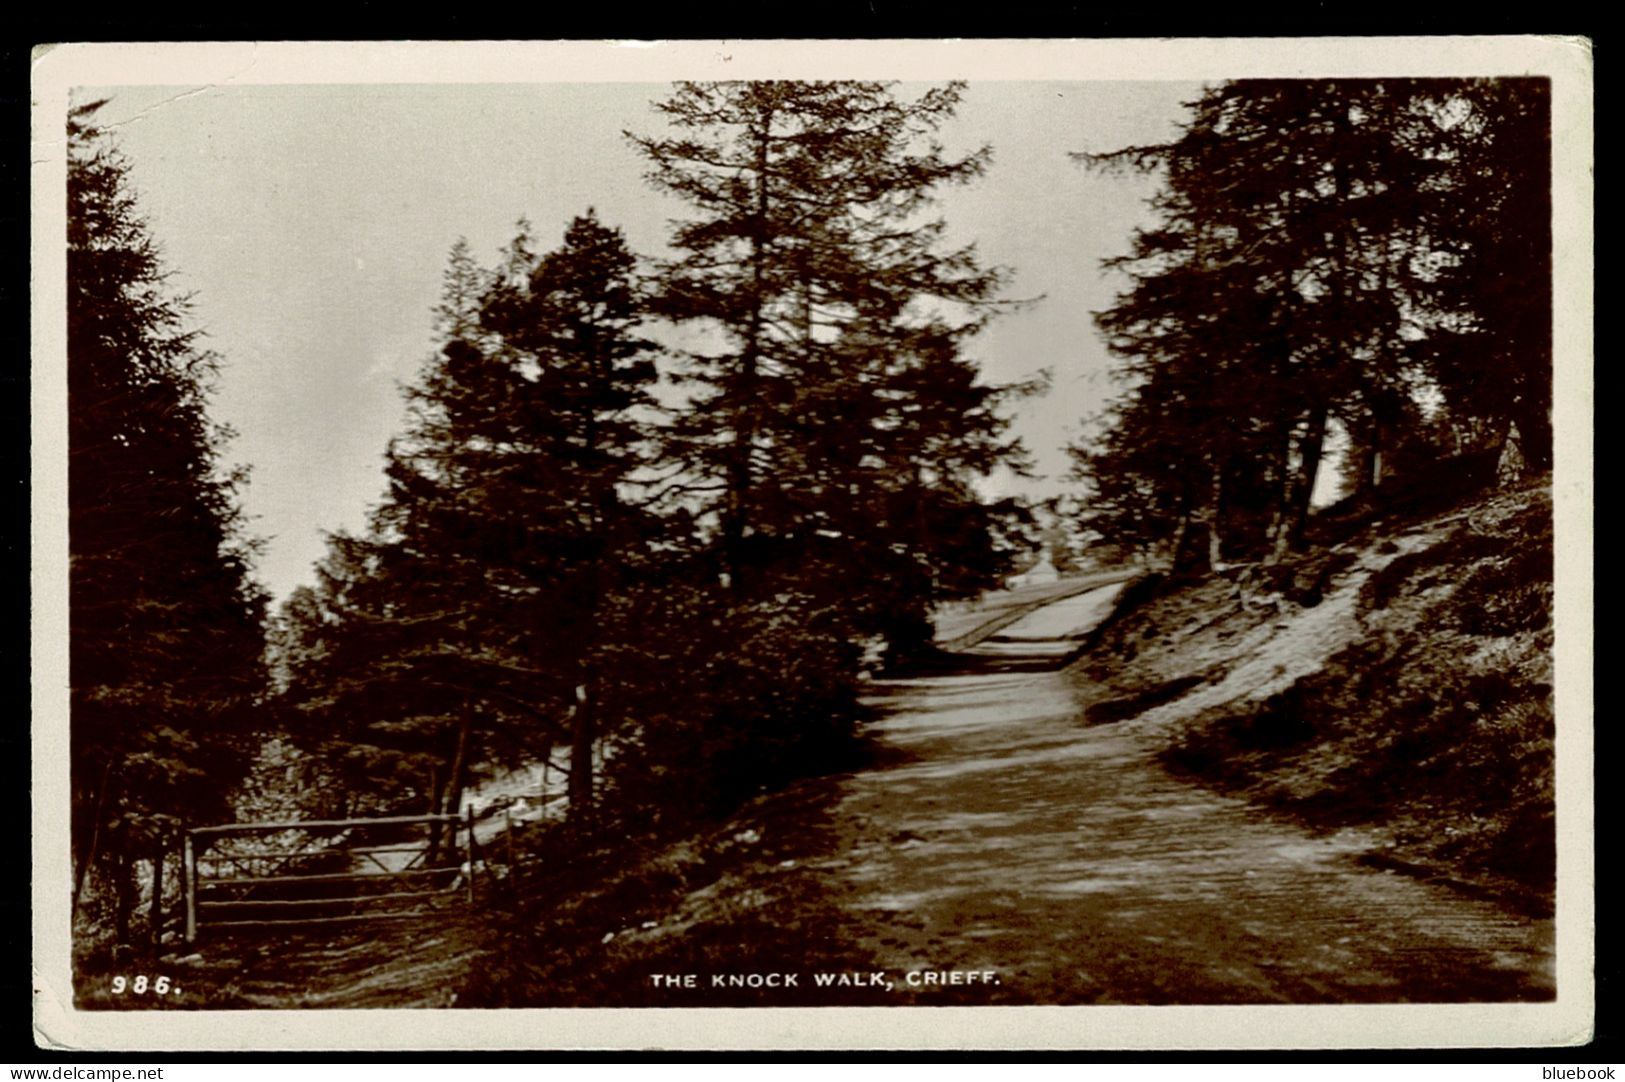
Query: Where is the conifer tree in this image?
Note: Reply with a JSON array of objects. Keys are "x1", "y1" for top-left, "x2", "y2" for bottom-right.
[
  {"x1": 278, "y1": 214, "x2": 660, "y2": 820},
  {"x1": 629, "y1": 81, "x2": 1026, "y2": 654},
  {"x1": 68, "y1": 100, "x2": 267, "y2": 939},
  {"x1": 1414, "y1": 79, "x2": 1553, "y2": 471},
  {"x1": 1075, "y1": 78, "x2": 1551, "y2": 570}
]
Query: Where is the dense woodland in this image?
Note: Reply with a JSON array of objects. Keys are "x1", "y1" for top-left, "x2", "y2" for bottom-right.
[
  {"x1": 1074, "y1": 79, "x2": 1550, "y2": 570},
  {"x1": 66, "y1": 77, "x2": 1554, "y2": 952}
]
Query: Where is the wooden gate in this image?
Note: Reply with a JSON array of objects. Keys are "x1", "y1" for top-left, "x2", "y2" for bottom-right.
[{"x1": 182, "y1": 810, "x2": 478, "y2": 942}]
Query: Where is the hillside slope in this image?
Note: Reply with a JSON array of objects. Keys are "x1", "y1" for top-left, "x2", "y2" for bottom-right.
[{"x1": 1070, "y1": 478, "x2": 1556, "y2": 913}]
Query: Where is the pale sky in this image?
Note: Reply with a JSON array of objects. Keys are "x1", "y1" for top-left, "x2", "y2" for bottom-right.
[{"x1": 82, "y1": 79, "x2": 1202, "y2": 603}]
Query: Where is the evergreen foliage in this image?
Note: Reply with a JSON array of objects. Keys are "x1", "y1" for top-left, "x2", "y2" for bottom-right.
[
  {"x1": 1073, "y1": 79, "x2": 1552, "y2": 571},
  {"x1": 629, "y1": 81, "x2": 1031, "y2": 659},
  {"x1": 67, "y1": 100, "x2": 268, "y2": 939},
  {"x1": 277, "y1": 214, "x2": 662, "y2": 822},
  {"x1": 275, "y1": 81, "x2": 1034, "y2": 829},
  {"x1": 274, "y1": 210, "x2": 870, "y2": 825}
]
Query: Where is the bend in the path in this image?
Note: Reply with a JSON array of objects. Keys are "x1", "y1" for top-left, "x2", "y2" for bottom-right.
[{"x1": 817, "y1": 587, "x2": 1555, "y2": 1005}]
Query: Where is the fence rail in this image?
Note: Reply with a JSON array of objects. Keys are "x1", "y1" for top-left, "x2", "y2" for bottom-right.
[
  {"x1": 190, "y1": 812, "x2": 465, "y2": 835},
  {"x1": 183, "y1": 809, "x2": 480, "y2": 942}
]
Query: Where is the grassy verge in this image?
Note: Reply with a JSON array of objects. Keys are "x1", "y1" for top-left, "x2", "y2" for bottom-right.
[
  {"x1": 459, "y1": 778, "x2": 893, "y2": 1007},
  {"x1": 1079, "y1": 481, "x2": 1555, "y2": 915}
]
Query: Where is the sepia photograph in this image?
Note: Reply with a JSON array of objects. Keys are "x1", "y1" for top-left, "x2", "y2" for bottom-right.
[{"x1": 30, "y1": 38, "x2": 1593, "y2": 1051}]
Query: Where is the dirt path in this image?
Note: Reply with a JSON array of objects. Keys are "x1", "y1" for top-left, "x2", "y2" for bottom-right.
[
  {"x1": 932, "y1": 570, "x2": 1136, "y2": 651},
  {"x1": 789, "y1": 583, "x2": 1555, "y2": 1004}
]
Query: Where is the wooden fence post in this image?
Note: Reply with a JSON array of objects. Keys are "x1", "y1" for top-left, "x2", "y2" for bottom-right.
[{"x1": 182, "y1": 832, "x2": 197, "y2": 944}]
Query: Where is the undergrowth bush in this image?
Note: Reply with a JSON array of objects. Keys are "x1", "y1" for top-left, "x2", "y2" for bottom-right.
[
  {"x1": 1157, "y1": 483, "x2": 1554, "y2": 906},
  {"x1": 605, "y1": 583, "x2": 867, "y2": 821}
]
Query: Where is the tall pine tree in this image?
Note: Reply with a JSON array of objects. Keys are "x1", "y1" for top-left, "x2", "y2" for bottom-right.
[
  {"x1": 68, "y1": 100, "x2": 267, "y2": 941},
  {"x1": 629, "y1": 80, "x2": 1027, "y2": 656},
  {"x1": 278, "y1": 213, "x2": 661, "y2": 821}
]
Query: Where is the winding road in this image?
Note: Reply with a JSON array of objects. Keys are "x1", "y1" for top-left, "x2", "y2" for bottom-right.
[{"x1": 794, "y1": 577, "x2": 1556, "y2": 1003}]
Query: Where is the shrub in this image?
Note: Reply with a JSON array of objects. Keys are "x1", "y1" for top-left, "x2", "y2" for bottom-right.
[{"x1": 605, "y1": 585, "x2": 866, "y2": 820}]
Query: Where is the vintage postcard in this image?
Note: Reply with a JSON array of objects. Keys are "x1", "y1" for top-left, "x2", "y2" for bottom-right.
[{"x1": 31, "y1": 37, "x2": 1594, "y2": 1051}]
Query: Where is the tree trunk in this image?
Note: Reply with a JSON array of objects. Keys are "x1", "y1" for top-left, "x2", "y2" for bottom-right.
[
  {"x1": 1166, "y1": 515, "x2": 1187, "y2": 575},
  {"x1": 111, "y1": 824, "x2": 133, "y2": 948},
  {"x1": 1205, "y1": 459, "x2": 1225, "y2": 571},
  {"x1": 1515, "y1": 395, "x2": 1553, "y2": 474},
  {"x1": 723, "y1": 116, "x2": 775, "y2": 595},
  {"x1": 444, "y1": 700, "x2": 472, "y2": 820},
  {"x1": 431, "y1": 702, "x2": 473, "y2": 863},
  {"x1": 1272, "y1": 403, "x2": 1329, "y2": 561},
  {"x1": 1166, "y1": 482, "x2": 1196, "y2": 575},
  {"x1": 1263, "y1": 425, "x2": 1293, "y2": 563},
  {"x1": 148, "y1": 841, "x2": 165, "y2": 948},
  {"x1": 72, "y1": 759, "x2": 113, "y2": 916},
  {"x1": 568, "y1": 680, "x2": 594, "y2": 822},
  {"x1": 1344, "y1": 412, "x2": 1380, "y2": 503},
  {"x1": 1364, "y1": 414, "x2": 1383, "y2": 494}
]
